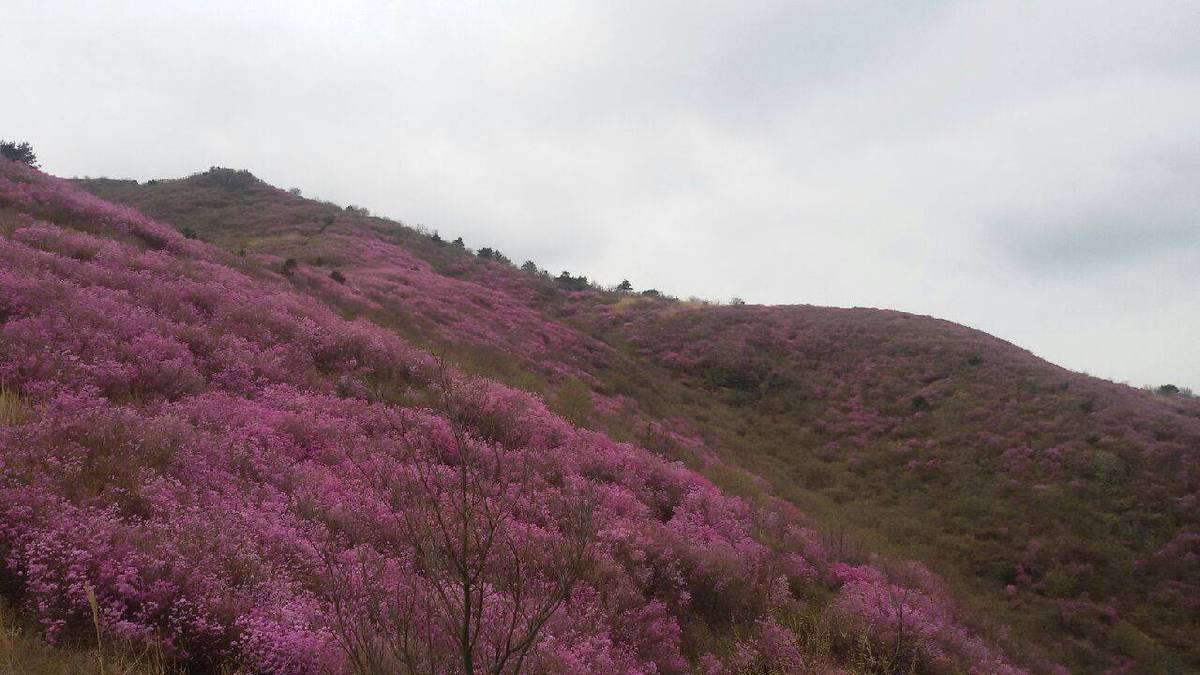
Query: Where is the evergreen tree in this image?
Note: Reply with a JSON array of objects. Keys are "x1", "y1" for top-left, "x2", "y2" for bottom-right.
[{"x1": 0, "y1": 140, "x2": 38, "y2": 167}]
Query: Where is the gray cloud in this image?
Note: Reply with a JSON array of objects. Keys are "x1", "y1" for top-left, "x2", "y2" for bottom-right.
[
  {"x1": 2, "y1": 0, "x2": 1197, "y2": 388},
  {"x1": 990, "y1": 148, "x2": 1200, "y2": 272}
]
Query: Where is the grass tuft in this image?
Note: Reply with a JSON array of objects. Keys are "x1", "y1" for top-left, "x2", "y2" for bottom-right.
[
  {"x1": 0, "y1": 385, "x2": 26, "y2": 426},
  {"x1": 1, "y1": 598, "x2": 168, "y2": 675}
]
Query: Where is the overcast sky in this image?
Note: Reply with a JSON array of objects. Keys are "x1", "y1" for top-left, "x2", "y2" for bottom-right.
[{"x1": 4, "y1": 1, "x2": 1198, "y2": 389}]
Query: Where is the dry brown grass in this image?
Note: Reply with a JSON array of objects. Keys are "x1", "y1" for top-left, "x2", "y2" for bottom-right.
[
  {"x1": 0, "y1": 599, "x2": 169, "y2": 675},
  {"x1": 0, "y1": 207, "x2": 25, "y2": 238},
  {"x1": 0, "y1": 385, "x2": 25, "y2": 427}
]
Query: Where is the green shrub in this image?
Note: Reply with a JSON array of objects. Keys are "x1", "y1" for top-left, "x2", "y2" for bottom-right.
[
  {"x1": 1090, "y1": 449, "x2": 1127, "y2": 486},
  {"x1": 1040, "y1": 567, "x2": 1078, "y2": 598}
]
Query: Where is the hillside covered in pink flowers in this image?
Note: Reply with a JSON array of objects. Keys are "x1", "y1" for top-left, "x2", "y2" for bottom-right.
[{"x1": 0, "y1": 160, "x2": 1194, "y2": 673}]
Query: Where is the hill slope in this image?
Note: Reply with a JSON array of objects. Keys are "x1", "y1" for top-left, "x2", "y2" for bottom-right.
[
  {"x1": 76, "y1": 168, "x2": 1200, "y2": 672},
  {"x1": 0, "y1": 161, "x2": 1193, "y2": 673},
  {"x1": 0, "y1": 165, "x2": 1033, "y2": 673},
  {"x1": 75, "y1": 168, "x2": 1200, "y2": 673}
]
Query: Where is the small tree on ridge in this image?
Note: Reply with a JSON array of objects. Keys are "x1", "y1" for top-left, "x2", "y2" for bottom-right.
[{"x1": 0, "y1": 140, "x2": 39, "y2": 168}]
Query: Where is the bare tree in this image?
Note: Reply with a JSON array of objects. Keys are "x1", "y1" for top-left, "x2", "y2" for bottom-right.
[
  {"x1": 323, "y1": 360, "x2": 593, "y2": 674},
  {"x1": 885, "y1": 587, "x2": 921, "y2": 674}
]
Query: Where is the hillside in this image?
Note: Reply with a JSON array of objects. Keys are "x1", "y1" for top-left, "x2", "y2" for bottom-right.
[
  {"x1": 587, "y1": 303, "x2": 1200, "y2": 670},
  {"x1": 0, "y1": 160, "x2": 1194, "y2": 673},
  {"x1": 75, "y1": 168, "x2": 1200, "y2": 673},
  {"x1": 0, "y1": 164, "x2": 1033, "y2": 674}
]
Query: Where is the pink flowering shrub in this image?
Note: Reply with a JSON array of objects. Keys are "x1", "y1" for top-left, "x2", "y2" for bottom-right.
[
  {"x1": 730, "y1": 616, "x2": 806, "y2": 673},
  {"x1": 828, "y1": 563, "x2": 1021, "y2": 673}
]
